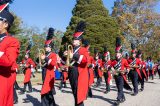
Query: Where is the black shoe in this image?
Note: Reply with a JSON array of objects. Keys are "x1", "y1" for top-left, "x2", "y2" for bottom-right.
[
  {"x1": 52, "y1": 89, "x2": 56, "y2": 95},
  {"x1": 64, "y1": 85, "x2": 67, "y2": 88},
  {"x1": 121, "y1": 98, "x2": 126, "y2": 103},
  {"x1": 88, "y1": 94, "x2": 93, "y2": 98},
  {"x1": 14, "y1": 99, "x2": 18, "y2": 104},
  {"x1": 114, "y1": 100, "x2": 120, "y2": 106},
  {"x1": 104, "y1": 90, "x2": 110, "y2": 94},
  {"x1": 27, "y1": 91, "x2": 32, "y2": 93},
  {"x1": 140, "y1": 88, "x2": 144, "y2": 91},
  {"x1": 131, "y1": 92, "x2": 138, "y2": 96},
  {"x1": 19, "y1": 91, "x2": 25, "y2": 94}
]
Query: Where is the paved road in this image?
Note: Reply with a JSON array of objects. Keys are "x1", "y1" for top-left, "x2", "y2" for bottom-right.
[{"x1": 15, "y1": 76, "x2": 160, "y2": 106}]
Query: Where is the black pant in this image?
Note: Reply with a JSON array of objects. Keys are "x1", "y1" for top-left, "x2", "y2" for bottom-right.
[
  {"x1": 69, "y1": 67, "x2": 85, "y2": 106},
  {"x1": 139, "y1": 70, "x2": 145, "y2": 89},
  {"x1": 96, "y1": 77, "x2": 102, "y2": 86},
  {"x1": 149, "y1": 70, "x2": 154, "y2": 80},
  {"x1": 114, "y1": 75, "x2": 125, "y2": 101},
  {"x1": 103, "y1": 72, "x2": 110, "y2": 91},
  {"x1": 88, "y1": 87, "x2": 93, "y2": 97},
  {"x1": 130, "y1": 70, "x2": 138, "y2": 94},
  {"x1": 23, "y1": 81, "x2": 32, "y2": 92},
  {"x1": 94, "y1": 67, "x2": 101, "y2": 86},
  {"x1": 14, "y1": 87, "x2": 18, "y2": 101},
  {"x1": 158, "y1": 69, "x2": 160, "y2": 78},
  {"x1": 14, "y1": 81, "x2": 20, "y2": 90},
  {"x1": 59, "y1": 80, "x2": 67, "y2": 90},
  {"x1": 41, "y1": 91, "x2": 56, "y2": 106},
  {"x1": 42, "y1": 68, "x2": 47, "y2": 83}
]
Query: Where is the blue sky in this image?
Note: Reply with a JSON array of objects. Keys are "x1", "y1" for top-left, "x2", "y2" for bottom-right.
[{"x1": 10, "y1": 0, "x2": 160, "y2": 32}]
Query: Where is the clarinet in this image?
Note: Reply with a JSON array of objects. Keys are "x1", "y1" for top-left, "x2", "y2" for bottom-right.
[
  {"x1": 130, "y1": 58, "x2": 139, "y2": 69},
  {"x1": 130, "y1": 58, "x2": 136, "y2": 66},
  {"x1": 112, "y1": 59, "x2": 122, "y2": 75},
  {"x1": 103, "y1": 61, "x2": 110, "y2": 72}
]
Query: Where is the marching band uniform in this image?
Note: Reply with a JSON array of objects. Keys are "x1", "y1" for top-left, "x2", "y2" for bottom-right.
[
  {"x1": 93, "y1": 48, "x2": 103, "y2": 87},
  {"x1": 156, "y1": 59, "x2": 160, "y2": 79},
  {"x1": 102, "y1": 47, "x2": 112, "y2": 93},
  {"x1": 137, "y1": 50, "x2": 147, "y2": 91},
  {"x1": 36, "y1": 57, "x2": 47, "y2": 83},
  {"x1": 0, "y1": 2, "x2": 20, "y2": 106},
  {"x1": 111, "y1": 37, "x2": 132, "y2": 105},
  {"x1": 22, "y1": 51, "x2": 36, "y2": 93},
  {"x1": 83, "y1": 40, "x2": 94, "y2": 97},
  {"x1": 127, "y1": 43, "x2": 141, "y2": 96},
  {"x1": 58, "y1": 57, "x2": 68, "y2": 91},
  {"x1": 68, "y1": 21, "x2": 89, "y2": 106},
  {"x1": 41, "y1": 27, "x2": 57, "y2": 106}
]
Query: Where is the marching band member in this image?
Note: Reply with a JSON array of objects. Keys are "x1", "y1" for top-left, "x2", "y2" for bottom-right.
[
  {"x1": 0, "y1": 1, "x2": 20, "y2": 106},
  {"x1": 58, "y1": 56, "x2": 68, "y2": 91},
  {"x1": 93, "y1": 48, "x2": 103, "y2": 87},
  {"x1": 137, "y1": 50, "x2": 148, "y2": 91},
  {"x1": 83, "y1": 40, "x2": 94, "y2": 97},
  {"x1": 127, "y1": 43, "x2": 141, "y2": 96},
  {"x1": 102, "y1": 46, "x2": 112, "y2": 94},
  {"x1": 21, "y1": 45, "x2": 36, "y2": 94},
  {"x1": 156, "y1": 59, "x2": 160, "y2": 79},
  {"x1": 40, "y1": 27, "x2": 58, "y2": 106},
  {"x1": 111, "y1": 37, "x2": 132, "y2": 105},
  {"x1": 64, "y1": 21, "x2": 89, "y2": 106}
]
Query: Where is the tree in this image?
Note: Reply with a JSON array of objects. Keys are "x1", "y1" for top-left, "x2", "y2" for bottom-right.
[
  {"x1": 62, "y1": 0, "x2": 119, "y2": 54},
  {"x1": 9, "y1": 13, "x2": 23, "y2": 35},
  {"x1": 112, "y1": 0, "x2": 160, "y2": 59}
]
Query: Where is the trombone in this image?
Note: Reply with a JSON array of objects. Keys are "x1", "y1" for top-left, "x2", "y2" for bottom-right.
[
  {"x1": 37, "y1": 48, "x2": 45, "y2": 72},
  {"x1": 66, "y1": 45, "x2": 75, "y2": 67}
]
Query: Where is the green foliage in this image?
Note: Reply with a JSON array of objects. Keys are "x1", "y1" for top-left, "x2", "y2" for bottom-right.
[
  {"x1": 112, "y1": 0, "x2": 160, "y2": 60},
  {"x1": 9, "y1": 13, "x2": 23, "y2": 35},
  {"x1": 62, "y1": 0, "x2": 120, "y2": 55}
]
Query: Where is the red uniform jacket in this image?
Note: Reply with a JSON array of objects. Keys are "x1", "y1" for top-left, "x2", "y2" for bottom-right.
[
  {"x1": 88, "y1": 55, "x2": 94, "y2": 86},
  {"x1": 23, "y1": 58, "x2": 36, "y2": 83},
  {"x1": 41, "y1": 52, "x2": 57, "y2": 95},
  {"x1": 70, "y1": 47, "x2": 89, "y2": 104},
  {"x1": 128, "y1": 58, "x2": 142, "y2": 79},
  {"x1": 0, "y1": 34, "x2": 20, "y2": 106},
  {"x1": 58, "y1": 61, "x2": 68, "y2": 82},
  {"x1": 93, "y1": 59, "x2": 103, "y2": 77},
  {"x1": 102, "y1": 60, "x2": 112, "y2": 84},
  {"x1": 141, "y1": 60, "x2": 148, "y2": 80},
  {"x1": 111, "y1": 58, "x2": 132, "y2": 90}
]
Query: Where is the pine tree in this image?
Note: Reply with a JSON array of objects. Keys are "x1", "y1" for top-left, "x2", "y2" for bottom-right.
[{"x1": 62, "y1": 0, "x2": 119, "y2": 54}]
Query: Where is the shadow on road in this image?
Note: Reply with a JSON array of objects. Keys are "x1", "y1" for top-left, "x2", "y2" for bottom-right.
[
  {"x1": 93, "y1": 95, "x2": 116, "y2": 105},
  {"x1": 145, "y1": 81, "x2": 156, "y2": 84},
  {"x1": 32, "y1": 88, "x2": 41, "y2": 92},
  {"x1": 23, "y1": 94, "x2": 41, "y2": 105}
]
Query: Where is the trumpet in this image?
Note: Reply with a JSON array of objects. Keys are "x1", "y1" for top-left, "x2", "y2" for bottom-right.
[{"x1": 66, "y1": 45, "x2": 74, "y2": 67}]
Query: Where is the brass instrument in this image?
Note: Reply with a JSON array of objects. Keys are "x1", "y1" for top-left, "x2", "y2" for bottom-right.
[
  {"x1": 101, "y1": 67, "x2": 107, "y2": 73},
  {"x1": 111, "y1": 68, "x2": 127, "y2": 76},
  {"x1": 66, "y1": 45, "x2": 74, "y2": 67},
  {"x1": 37, "y1": 48, "x2": 45, "y2": 72}
]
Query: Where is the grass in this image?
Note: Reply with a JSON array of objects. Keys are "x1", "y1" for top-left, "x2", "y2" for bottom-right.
[{"x1": 16, "y1": 73, "x2": 43, "y2": 85}]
